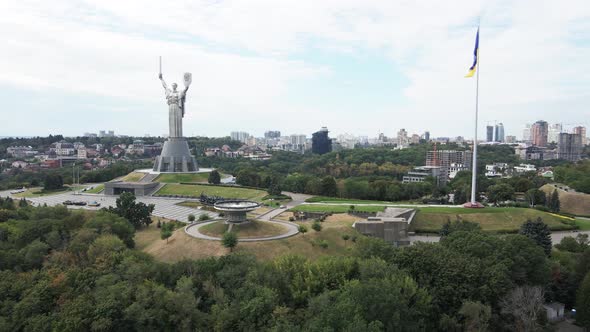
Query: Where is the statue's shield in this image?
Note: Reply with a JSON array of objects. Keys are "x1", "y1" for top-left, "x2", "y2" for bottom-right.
[{"x1": 184, "y1": 72, "x2": 192, "y2": 87}]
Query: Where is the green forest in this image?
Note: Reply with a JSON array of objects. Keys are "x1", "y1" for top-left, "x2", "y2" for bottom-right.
[{"x1": 1, "y1": 198, "x2": 590, "y2": 331}]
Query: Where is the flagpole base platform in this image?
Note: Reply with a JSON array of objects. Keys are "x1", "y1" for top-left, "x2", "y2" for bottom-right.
[{"x1": 463, "y1": 202, "x2": 485, "y2": 208}]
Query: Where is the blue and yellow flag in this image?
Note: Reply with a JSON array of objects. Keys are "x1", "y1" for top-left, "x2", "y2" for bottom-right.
[{"x1": 465, "y1": 28, "x2": 479, "y2": 78}]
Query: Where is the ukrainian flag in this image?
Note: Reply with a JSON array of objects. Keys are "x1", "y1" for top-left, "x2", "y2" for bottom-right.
[{"x1": 465, "y1": 28, "x2": 479, "y2": 78}]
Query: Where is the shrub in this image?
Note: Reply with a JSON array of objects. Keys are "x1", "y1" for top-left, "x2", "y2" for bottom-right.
[
  {"x1": 288, "y1": 216, "x2": 295, "y2": 222},
  {"x1": 312, "y1": 221, "x2": 322, "y2": 232},
  {"x1": 198, "y1": 213, "x2": 210, "y2": 221},
  {"x1": 188, "y1": 214, "x2": 196, "y2": 222}
]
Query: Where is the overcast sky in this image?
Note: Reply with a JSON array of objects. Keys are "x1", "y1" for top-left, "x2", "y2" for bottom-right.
[{"x1": 1, "y1": 0, "x2": 589, "y2": 139}]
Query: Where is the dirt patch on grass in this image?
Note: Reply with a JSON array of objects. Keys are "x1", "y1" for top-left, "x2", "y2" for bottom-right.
[{"x1": 140, "y1": 214, "x2": 361, "y2": 263}]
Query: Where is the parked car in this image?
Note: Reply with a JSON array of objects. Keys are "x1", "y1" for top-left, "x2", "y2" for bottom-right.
[
  {"x1": 72, "y1": 201, "x2": 87, "y2": 206},
  {"x1": 88, "y1": 201, "x2": 101, "y2": 207},
  {"x1": 62, "y1": 200, "x2": 74, "y2": 205},
  {"x1": 280, "y1": 205, "x2": 286, "y2": 209}
]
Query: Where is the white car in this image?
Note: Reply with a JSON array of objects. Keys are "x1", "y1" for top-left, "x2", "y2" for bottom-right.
[{"x1": 280, "y1": 205, "x2": 286, "y2": 209}]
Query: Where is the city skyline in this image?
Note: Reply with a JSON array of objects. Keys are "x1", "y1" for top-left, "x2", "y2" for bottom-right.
[{"x1": 1, "y1": 1, "x2": 590, "y2": 138}]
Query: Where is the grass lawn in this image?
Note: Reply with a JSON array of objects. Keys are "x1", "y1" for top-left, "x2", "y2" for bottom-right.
[
  {"x1": 199, "y1": 221, "x2": 229, "y2": 237},
  {"x1": 154, "y1": 173, "x2": 211, "y2": 183},
  {"x1": 541, "y1": 184, "x2": 590, "y2": 216},
  {"x1": 291, "y1": 204, "x2": 386, "y2": 214},
  {"x1": 119, "y1": 172, "x2": 146, "y2": 182},
  {"x1": 176, "y1": 201, "x2": 202, "y2": 209},
  {"x1": 575, "y1": 218, "x2": 590, "y2": 231},
  {"x1": 85, "y1": 184, "x2": 104, "y2": 194},
  {"x1": 199, "y1": 220, "x2": 288, "y2": 238},
  {"x1": 139, "y1": 214, "x2": 361, "y2": 262},
  {"x1": 305, "y1": 196, "x2": 396, "y2": 204},
  {"x1": 410, "y1": 207, "x2": 576, "y2": 233},
  {"x1": 156, "y1": 184, "x2": 267, "y2": 201}
]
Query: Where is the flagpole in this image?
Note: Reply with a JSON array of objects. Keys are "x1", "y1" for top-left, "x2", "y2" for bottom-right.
[{"x1": 470, "y1": 28, "x2": 480, "y2": 206}]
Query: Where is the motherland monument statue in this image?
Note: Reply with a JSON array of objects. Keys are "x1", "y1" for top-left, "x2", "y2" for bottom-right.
[{"x1": 152, "y1": 57, "x2": 199, "y2": 173}]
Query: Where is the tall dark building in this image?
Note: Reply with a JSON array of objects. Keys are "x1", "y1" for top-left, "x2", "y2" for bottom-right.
[
  {"x1": 486, "y1": 125, "x2": 494, "y2": 142},
  {"x1": 264, "y1": 131, "x2": 281, "y2": 139},
  {"x1": 424, "y1": 131, "x2": 430, "y2": 141},
  {"x1": 557, "y1": 133, "x2": 582, "y2": 161},
  {"x1": 312, "y1": 127, "x2": 332, "y2": 155}
]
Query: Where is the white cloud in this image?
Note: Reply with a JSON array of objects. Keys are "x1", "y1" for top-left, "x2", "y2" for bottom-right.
[{"x1": 0, "y1": 0, "x2": 589, "y2": 137}]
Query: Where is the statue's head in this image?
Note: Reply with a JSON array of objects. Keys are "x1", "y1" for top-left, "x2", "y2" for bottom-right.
[{"x1": 172, "y1": 83, "x2": 178, "y2": 91}]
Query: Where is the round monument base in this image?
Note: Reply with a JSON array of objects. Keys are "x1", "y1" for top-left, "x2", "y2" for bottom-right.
[
  {"x1": 214, "y1": 200, "x2": 260, "y2": 224},
  {"x1": 153, "y1": 138, "x2": 198, "y2": 173}
]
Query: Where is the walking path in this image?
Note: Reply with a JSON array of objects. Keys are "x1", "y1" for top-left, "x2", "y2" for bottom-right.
[{"x1": 185, "y1": 219, "x2": 299, "y2": 242}]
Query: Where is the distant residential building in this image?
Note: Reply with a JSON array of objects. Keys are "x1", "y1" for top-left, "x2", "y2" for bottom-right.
[
  {"x1": 83, "y1": 132, "x2": 98, "y2": 138},
  {"x1": 531, "y1": 120, "x2": 549, "y2": 147},
  {"x1": 73, "y1": 142, "x2": 85, "y2": 150},
  {"x1": 41, "y1": 159, "x2": 61, "y2": 169},
  {"x1": 230, "y1": 131, "x2": 250, "y2": 143},
  {"x1": 485, "y1": 163, "x2": 508, "y2": 178},
  {"x1": 514, "y1": 164, "x2": 537, "y2": 173},
  {"x1": 6, "y1": 146, "x2": 38, "y2": 158},
  {"x1": 505, "y1": 135, "x2": 517, "y2": 144},
  {"x1": 522, "y1": 124, "x2": 532, "y2": 143},
  {"x1": 402, "y1": 166, "x2": 446, "y2": 186},
  {"x1": 423, "y1": 131, "x2": 430, "y2": 141},
  {"x1": 311, "y1": 127, "x2": 332, "y2": 155},
  {"x1": 11, "y1": 161, "x2": 29, "y2": 169},
  {"x1": 51, "y1": 141, "x2": 75, "y2": 156},
  {"x1": 486, "y1": 124, "x2": 495, "y2": 142},
  {"x1": 548, "y1": 123, "x2": 562, "y2": 144},
  {"x1": 264, "y1": 131, "x2": 281, "y2": 139},
  {"x1": 426, "y1": 150, "x2": 471, "y2": 180},
  {"x1": 573, "y1": 126, "x2": 587, "y2": 145},
  {"x1": 515, "y1": 146, "x2": 556, "y2": 161},
  {"x1": 448, "y1": 163, "x2": 468, "y2": 179},
  {"x1": 77, "y1": 148, "x2": 87, "y2": 159},
  {"x1": 98, "y1": 130, "x2": 115, "y2": 138},
  {"x1": 410, "y1": 134, "x2": 420, "y2": 145},
  {"x1": 126, "y1": 140, "x2": 145, "y2": 155},
  {"x1": 494, "y1": 123, "x2": 505, "y2": 142},
  {"x1": 557, "y1": 133, "x2": 582, "y2": 161},
  {"x1": 397, "y1": 128, "x2": 408, "y2": 147}
]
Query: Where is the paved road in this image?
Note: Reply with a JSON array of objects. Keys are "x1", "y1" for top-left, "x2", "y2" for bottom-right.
[
  {"x1": 257, "y1": 192, "x2": 312, "y2": 221},
  {"x1": 0, "y1": 190, "x2": 216, "y2": 222}
]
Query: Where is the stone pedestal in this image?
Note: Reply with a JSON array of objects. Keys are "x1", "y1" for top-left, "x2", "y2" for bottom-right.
[{"x1": 153, "y1": 138, "x2": 198, "y2": 172}]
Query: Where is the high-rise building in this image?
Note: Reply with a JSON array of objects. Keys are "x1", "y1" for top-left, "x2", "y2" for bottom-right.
[
  {"x1": 311, "y1": 127, "x2": 332, "y2": 155},
  {"x1": 264, "y1": 131, "x2": 281, "y2": 139},
  {"x1": 557, "y1": 133, "x2": 583, "y2": 161},
  {"x1": 486, "y1": 125, "x2": 494, "y2": 142},
  {"x1": 423, "y1": 131, "x2": 430, "y2": 141},
  {"x1": 230, "y1": 131, "x2": 250, "y2": 143},
  {"x1": 505, "y1": 135, "x2": 517, "y2": 144},
  {"x1": 397, "y1": 129, "x2": 408, "y2": 147},
  {"x1": 531, "y1": 120, "x2": 548, "y2": 147},
  {"x1": 548, "y1": 123, "x2": 563, "y2": 144},
  {"x1": 522, "y1": 124, "x2": 532, "y2": 142},
  {"x1": 426, "y1": 150, "x2": 471, "y2": 180},
  {"x1": 573, "y1": 126, "x2": 587, "y2": 146},
  {"x1": 494, "y1": 123, "x2": 505, "y2": 142}
]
